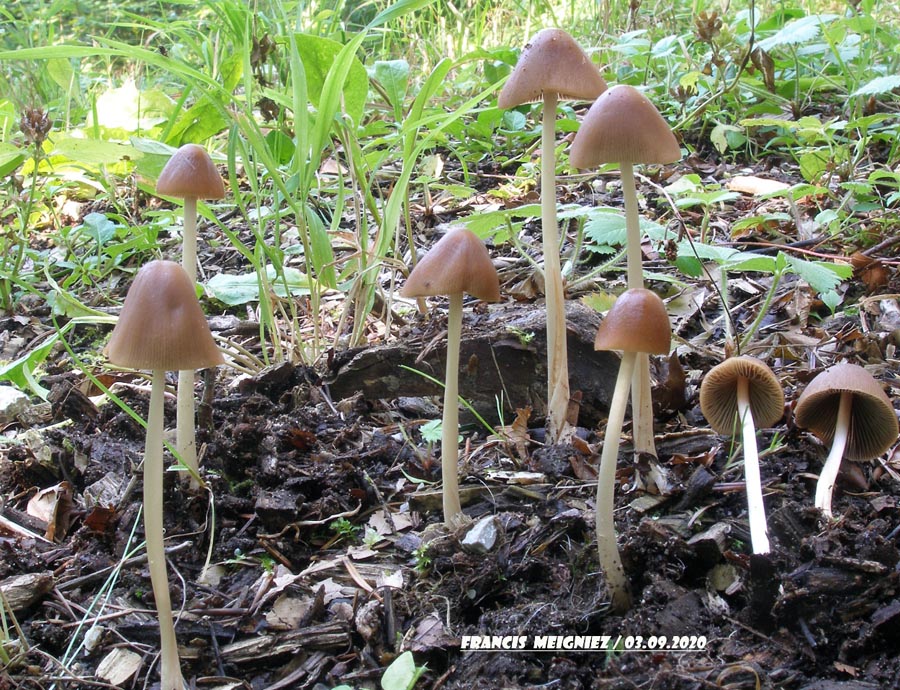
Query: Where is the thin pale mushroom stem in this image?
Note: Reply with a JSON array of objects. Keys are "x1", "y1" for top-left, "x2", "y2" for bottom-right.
[
  {"x1": 441, "y1": 292, "x2": 465, "y2": 527},
  {"x1": 541, "y1": 90, "x2": 571, "y2": 442},
  {"x1": 620, "y1": 163, "x2": 656, "y2": 457},
  {"x1": 736, "y1": 376, "x2": 770, "y2": 554},
  {"x1": 814, "y1": 390, "x2": 852, "y2": 520},
  {"x1": 177, "y1": 196, "x2": 201, "y2": 488},
  {"x1": 596, "y1": 351, "x2": 635, "y2": 613},
  {"x1": 146, "y1": 370, "x2": 186, "y2": 690}
]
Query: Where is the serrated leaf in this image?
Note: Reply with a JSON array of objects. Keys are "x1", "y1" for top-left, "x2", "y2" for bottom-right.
[
  {"x1": 584, "y1": 210, "x2": 669, "y2": 247},
  {"x1": 757, "y1": 14, "x2": 840, "y2": 50},
  {"x1": 77, "y1": 212, "x2": 118, "y2": 245},
  {"x1": 677, "y1": 240, "x2": 737, "y2": 263},
  {"x1": 786, "y1": 255, "x2": 851, "y2": 294},
  {"x1": 723, "y1": 253, "x2": 778, "y2": 273},
  {"x1": 851, "y1": 75, "x2": 900, "y2": 97}
]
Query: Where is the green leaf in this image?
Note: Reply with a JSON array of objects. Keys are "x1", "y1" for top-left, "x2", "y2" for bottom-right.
[
  {"x1": 757, "y1": 14, "x2": 840, "y2": 50},
  {"x1": 0, "y1": 146, "x2": 25, "y2": 177},
  {"x1": 786, "y1": 256, "x2": 851, "y2": 294},
  {"x1": 584, "y1": 210, "x2": 669, "y2": 247},
  {"x1": 294, "y1": 33, "x2": 368, "y2": 127},
  {"x1": 381, "y1": 651, "x2": 425, "y2": 690},
  {"x1": 77, "y1": 212, "x2": 118, "y2": 245},
  {"x1": 851, "y1": 75, "x2": 900, "y2": 97},
  {"x1": 372, "y1": 59, "x2": 410, "y2": 118},
  {"x1": 799, "y1": 150, "x2": 829, "y2": 183},
  {"x1": 89, "y1": 80, "x2": 175, "y2": 132},
  {"x1": 723, "y1": 253, "x2": 778, "y2": 273},
  {"x1": 674, "y1": 255, "x2": 703, "y2": 277},
  {"x1": 677, "y1": 241, "x2": 737, "y2": 263},
  {"x1": 47, "y1": 57, "x2": 75, "y2": 91},
  {"x1": 51, "y1": 134, "x2": 142, "y2": 166},
  {"x1": 206, "y1": 266, "x2": 312, "y2": 306}
]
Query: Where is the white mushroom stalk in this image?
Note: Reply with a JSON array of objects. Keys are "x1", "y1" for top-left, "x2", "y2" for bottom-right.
[
  {"x1": 813, "y1": 391, "x2": 852, "y2": 519},
  {"x1": 497, "y1": 29, "x2": 607, "y2": 443},
  {"x1": 592, "y1": 288, "x2": 671, "y2": 613},
  {"x1": 699, "y1": 357, "x2": 783, "y2": 556},
  {"x1": 736, "y1": 377, "x2": 770, "y2": 554},
  {"x1": 595, "y1": 351, "x2": 635, "y2": 612},
  {"x1": 441, "y1": 292, "x2": 465, "y2": 525},
  {"x1": 795, "y1": 363, "x2": 898, "y2": 520}
]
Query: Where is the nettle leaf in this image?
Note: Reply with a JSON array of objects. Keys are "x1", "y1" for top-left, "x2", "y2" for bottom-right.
[
  {"x1": 852, "y1": 75, "x2": 900, "y2": 97},
  {"x1": 77, "y1": 212, "x2": 118, "y2": 245},
  {"x1": 677, "y1": 240, "x2": 737, "y2": 263},
  {"x1": 294, "y1": 33, "x2": 368, "y2": 126},
  {"x1": 757, "y1": 14, "x2": 840, "y2": 51},
  {"x1": 206, "y1": 265, "x2": 312, "y2": 306},
  {"x1": 584, "y1": 210, "x2": 669, "y2": 247},
  {"x1": 786, "y1": 255, "x2": 851, "y2": 294}
]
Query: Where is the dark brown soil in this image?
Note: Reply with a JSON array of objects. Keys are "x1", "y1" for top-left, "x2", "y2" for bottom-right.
[{"x1": 2, "y1": 166, "x2": 900, "y2": 690}]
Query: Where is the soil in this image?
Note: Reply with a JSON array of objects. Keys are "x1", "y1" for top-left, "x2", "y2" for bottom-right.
[{"x1": 2, "y1": 157, "x2": 900, "y2": 690}]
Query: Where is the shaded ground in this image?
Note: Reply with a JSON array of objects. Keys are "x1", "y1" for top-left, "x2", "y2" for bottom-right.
[{"x1": 2, "y1": 151, "x2": 900, "y2": 690}]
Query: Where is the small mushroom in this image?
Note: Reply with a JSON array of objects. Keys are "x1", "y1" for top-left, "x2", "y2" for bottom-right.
[
  {"x1": 570, "y1": 84, "x2": 681, "y2": 456},
  {"x1": 105, "y1": 260, "x2": 223, "y2": 690},
  {"x1": 794, "y1": 362, "x2": 898, "y2": 519},
  {"x1": 699, "y1": 357, "x2": 784, "y2": 554},
  {"x1": 498, "y1": 29, "x2": 607, "y2": 442},
  {"x1": 593, "y1": 288, "x2": 671, "y2": 611},
  {"x1": 156, "y1": 144, "x2": 225, "y2": 488},
  {"x1": 401, "y1": 227, "x2": 500, "y2": 527}
]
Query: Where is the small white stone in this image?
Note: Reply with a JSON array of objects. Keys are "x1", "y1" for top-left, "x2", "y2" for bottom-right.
[
  {"x1": 0, "y1": 385, "x2": 29, "y2": 424},
  {"x1": 460, "y1": 516, "x2": 501, "y2": 554}
]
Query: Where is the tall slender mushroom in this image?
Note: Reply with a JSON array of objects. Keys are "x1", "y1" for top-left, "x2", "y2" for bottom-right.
[
  {"x1": 104, "y1": 260, "x2": 224, "y2": 690},
  {"x1": 794, "y1": 362, "x2": 898, "y2": 518},
  {"x1": 498, "y1": 28, "x2": 607, "y2": 442},
  {"x1": 570, "y1": 84, "x2": 681, "y2": 457},
  {"x1": 699, "y1": 357, "x2": 784, "y2": 554},
  {"x1": 156, "y1": 144, "x2": 225, "y2": 487},
  {"x1": 593, "y1": 288, "x2": 671, "y2": 612},
  {"x1": 401, "y1": 227, "x2": 500, "y2": 528}
]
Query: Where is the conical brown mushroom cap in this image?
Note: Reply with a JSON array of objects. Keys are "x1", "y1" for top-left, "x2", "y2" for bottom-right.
[
  {"x1": 700, "y1": 357, "x2": 784, "y2": 435},
  {"x1": 156, "y1": 144, "x2": 225, "y2": 200},
  {"x1": 795, "y1": 362, "x2": 898, "y2": 461},
  {"x1": 498, "y1": 28, "x2": 607, "y2": 108},
  {"x1": 569, "y1": 84, "x2": 681, "y2": 167},
  {"x1": 594, "y1": 288, "x2": 671, "y2": 354},
  {"x1": 105, "y1": 260, "x2": 224, "y2": 371},
  {"x1": 401, "y1": 227, "x2": 500, "y2": 302}
]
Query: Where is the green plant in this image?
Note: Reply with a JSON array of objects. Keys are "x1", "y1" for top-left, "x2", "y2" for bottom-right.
[{"x1": 330, "y1": 517, "x2": 359, "y2": 543}]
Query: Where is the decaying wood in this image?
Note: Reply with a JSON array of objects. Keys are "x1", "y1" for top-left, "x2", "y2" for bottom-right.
[
  {"x1": 0, "y1": 572, "x2": 54, "y2": 611},
  {"x1": 220, "y1": 621, "x2": 350, "y2": 663},
  {"x1": 327, "y1": 301, "x2": 619, "y2": 426}
]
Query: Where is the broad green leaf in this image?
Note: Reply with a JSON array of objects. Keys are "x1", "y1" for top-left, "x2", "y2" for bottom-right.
[
  {"x1": 77, "y1": 212, "x2": 118, "y2": 245},
  {"x1": 372, "y1": 59, "x2": 409, "y2": 118},
  {"x1": 677, "y1": 241, "x2": 737, "y2": 263},
  {"x1": 723, "y1": 253, "x2": 778, "y2": 273},
  {"x1": 786, "y1": 256, "x2": 851, "y2": 294},
  {"x1": 799, "y1": 150, "x2": 829, "y2": 183},
  {"x1": 460, "y1": 203, "x2": 542, "y2": 238},
  {"x1": 89, "y1": 80, "x2": 175, "y2": 131},
  {"x1": 584, "y1": 210, "x2": 669, "y2": 247},
  {"x1": 851, "y1": 75, "x2": 900, "y2": 97},
  {"x1": 165, "y1": 97, "x2": 229, "y2": 145},
  {"x1": 757, "y1": 14, "x2": 840, "y2": 50},
  {"x1": 674, "y1": 255, "x2": 703, "y2": 277},
  {"x1": 47, "y1": 57, "x2": 75, "y2": 91},
  {"x1": 206, "y1": 266, "x2": 312, "y2": 306},
  {"x1": 294, "y1": 33, "x2": 368, "y2": 127},
  {"x1": 305, "y1": 206, "x2": 337, "y2": 288},
  {"x1": 51, "y1": 134, "x2": 142, "y2": 166},
  {"x1": 0, "y1": 146, "x2": 25, "y2": 177},
  {"x1": 381, "y1": 651, "x2": 425, "y2": 690},
  {"x1": 0, "y1": 336, "x2": 57, "y2": 400}
]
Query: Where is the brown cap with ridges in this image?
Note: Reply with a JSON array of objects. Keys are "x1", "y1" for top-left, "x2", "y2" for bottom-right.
[
  {"x1": 498, "y1": 28, "x2": 607, "y2": 108},
  {"x1": 156, "y1": 144, "x2": 225, "y2": 199},
  {"x1": 594, "y1": 288, "x2": 671, "y2": 354},
  {"x1": 401, "y1": 227, "x2": 500, "y2": 302},
  {"x1": 794, "y1": 362, "x2": 898, "y2": 461},
  {"x1": 104, "y1": 260, "x2": 224, "y2": 371},
  {"x1": 569, "y1": 84, "x2": 681, "y2": 167},
  {"x1": 700, "y1": 357, "x2": 784, "y2": 435}
]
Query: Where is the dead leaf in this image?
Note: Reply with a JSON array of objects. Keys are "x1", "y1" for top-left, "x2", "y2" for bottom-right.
[
  {"x1": 498, "y1": 406, "x2": 532, "y2": 461},
  {"x1": 26, "y1": 482, "x2": 73, "y2": 541},
  {"x1": 726, "y1": 175, "x2": 790, "y2": 196}
]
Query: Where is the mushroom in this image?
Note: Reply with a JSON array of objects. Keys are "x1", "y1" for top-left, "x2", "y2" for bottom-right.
[
  {"x1": 498, "y1": 29, "x2": 607, "y2": 442},
  {"x1": 593, "y1": 288, "x2": 671, "y2": 611},
  {"x1": 794, "y1": 362, "x2": 898, "y2": 519},
  {"x1": 156, "y1": 144, "x2": 225, "y2": 487},
  {"x1": 569, "y1": 84, "x2": 681, "y2": 457},
  {"x1": 105, "y1": 260, "x2": 224, "y2": 690},
  {"x1": 699, "y1": 357, "x2": 784, "y2": 554},
  {"x1": 401, "y1": 227, "x2": 500, "y2": 527}
]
